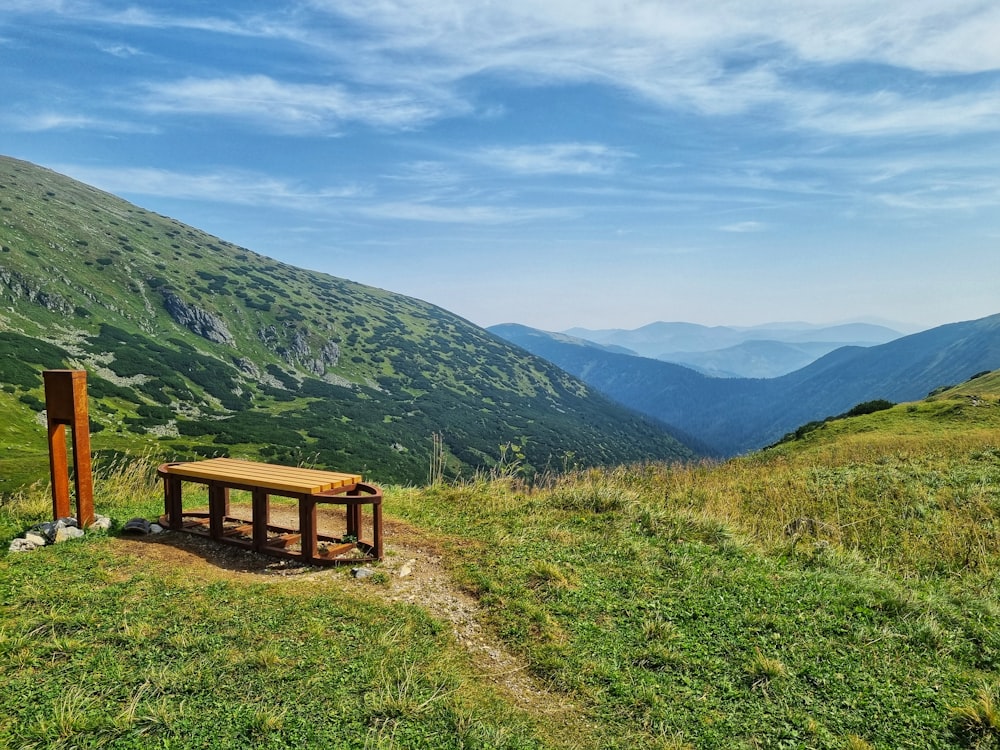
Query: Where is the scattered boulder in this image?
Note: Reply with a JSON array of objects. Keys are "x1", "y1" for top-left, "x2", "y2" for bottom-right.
[
  {"x1": 33, "y1": 521, "x2": 57, "y2": 543},
  {"x1": 91, "y1": 515, "x2": 113, "y2": 531},
  {"x1": 6, "y1": 514, "x2": 115, "y2": 555},
  {"x1": 9, "y1": 538, "x2": 38, "y2": 553},
  {"x1": 54, "y1": 525, "x2": 85, "y2": 543},
  {"x1": 24, "y1": 531, "x2": 48, "y2": 547},
  {"x1": 352, "y1": 567, "x2": 376, "y2": 579}
]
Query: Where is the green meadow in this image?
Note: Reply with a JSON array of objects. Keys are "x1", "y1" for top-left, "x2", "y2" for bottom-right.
[{"x1": 2, "y1": 376, "x2": 1000, "y2": 748}]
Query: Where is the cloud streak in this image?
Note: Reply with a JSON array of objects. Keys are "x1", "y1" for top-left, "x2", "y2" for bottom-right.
[
  {"x1": 358, "y1": 201, "x2": 573, "y2": 224},
  {"x1": 54, "y1": 164, "x2": 368, "y2": 208},
  {"x1": 10, "y1": 112, "x2": 157, "y2": 134},
  {"x1": 140, "y1": 75, "x2": 462, "y2": 133},
  {"x1": 10, "y1": 1, "x2": 1000, "y2": 140},
  {"x1": 307, "y1": 0, "x2": 1000, "y2": 136},
  {"x1": 474, "y1": 143, "x2": 633, "y2": 176}
]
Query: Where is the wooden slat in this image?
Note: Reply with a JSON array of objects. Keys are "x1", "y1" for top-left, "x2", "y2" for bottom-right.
[
  {"x1": 315, "y1": 542, "x2": 357, "y2": 559},
  {"x1": 265, "y1": 533, "x2": 302, "y2": 549},
  {"x1": 161, "y1": 458, "x2": 361, "y2": 493},
  {"x1": 172, "y1": 460, "x2": 356, "y2": 489},
  {"x1": 197, "y1": 464, "x2": 358, "y2": 489}
]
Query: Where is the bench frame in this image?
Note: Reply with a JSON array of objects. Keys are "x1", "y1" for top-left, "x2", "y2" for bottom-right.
[{"x1": 157, "y1": 458, "x2": 383, "y2": 566}]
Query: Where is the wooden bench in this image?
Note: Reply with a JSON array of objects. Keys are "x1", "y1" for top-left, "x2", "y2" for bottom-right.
[{"x1": 157, "y1": 457, "x2": 383, "y2": 565}]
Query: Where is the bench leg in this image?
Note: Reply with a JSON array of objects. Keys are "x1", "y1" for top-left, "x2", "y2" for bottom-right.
[
  {"x1": 299, "y1": 495, "x2": 317, "y2": 565},
  {"x1": 252, "y1": 488, "x2": 269, "y2": 553},
  {"x1": 164, "y1": 475, "x2": 183, "y2": 530},
  {"x1": 372, "y1": 501, "x2": 383, "y2": 560},
  {"x1": 208, "y1": 483, "x2": 227, "y2": 540},
  {"x1": 346, "y1": 502, "x2": 360, "y2": 541}
]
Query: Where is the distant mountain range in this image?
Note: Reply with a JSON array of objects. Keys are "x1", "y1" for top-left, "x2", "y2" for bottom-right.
[
  {"x1": 490, "y1": 317, "x2": 1000, "y2": 456},
  {"x1": 563, "y1": 321, "x2": 905, "y2": 377},
  {"x1": 0, "y1": 156, "x2": 691, "y2": 488}
]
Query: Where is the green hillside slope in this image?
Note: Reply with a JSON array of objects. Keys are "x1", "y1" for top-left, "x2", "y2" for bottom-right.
[
  {"x1": 0, "y1": 156, "x2": 691, "y2": 489},
  {"x1": 3, "y1": 371, "x2": 999, "y2": 748}
]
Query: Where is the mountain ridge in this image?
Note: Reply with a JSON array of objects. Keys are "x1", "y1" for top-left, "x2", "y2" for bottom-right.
[
  {"x1": 492, "y1": 315, "x2": 1000, "y2": 456},
  {"x1": 0, "y1": 155, "x2": 692, "y2": 488},
  {"x1": 561, "y1": 319, "x2": 904, "y2": 377}
]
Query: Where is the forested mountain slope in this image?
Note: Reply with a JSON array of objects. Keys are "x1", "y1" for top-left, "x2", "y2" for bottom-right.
[
  {"x1": 0, "y1": 156, "x2": 691, "y2": 489},
  {"x1": 492, "y1": 315, "x2": 1000, "y2": 455}
]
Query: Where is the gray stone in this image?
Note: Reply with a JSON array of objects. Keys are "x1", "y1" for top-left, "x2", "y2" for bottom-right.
[
  {"x1": 91, "y1": 516, "x2": 113, "y2": 531},
  {"x1": 9, "y1": 538, "x2": 37, "y2": 553},
  {"x1": 397, "y1": 558, "x2": 416, "y2": 578},
  {"x1": 34, "y1": 522, "x2": 56, "y2": 543},
  {"x1": 24, "y1": 532, "x2": 48, "y2": 547},
  {"x1": 149, "y1": 523, "x2": 164, "y2": 534},
  {"x1": 162, "y1": 290, "x2": 234, "y2": 345},
  {"x1": 352, "y1": 567, "x2": 376, "y2": 579},
  {"x1": 55, "y1": 526, "x2": 85, "y2": 543}
]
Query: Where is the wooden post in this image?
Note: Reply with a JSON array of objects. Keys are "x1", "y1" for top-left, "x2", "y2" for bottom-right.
[{"x1": 42, "y1": 370, "x2": 95, "y2": 527}]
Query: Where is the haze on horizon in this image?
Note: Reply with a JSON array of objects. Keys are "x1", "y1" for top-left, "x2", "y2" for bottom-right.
[{"x1": 1, "y1": 1, "x2": 998, "y2": 333}]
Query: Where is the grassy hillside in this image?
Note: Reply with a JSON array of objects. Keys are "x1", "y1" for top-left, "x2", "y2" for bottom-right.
[
  {"x1": 0, "y1": 155, "x2": 691, "y2": 489},
  {"x1": 2, "y1": 371, "x2": 1000, "y2": 748}
]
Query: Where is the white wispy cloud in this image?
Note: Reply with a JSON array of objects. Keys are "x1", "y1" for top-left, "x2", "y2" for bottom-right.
[
  {"x1": 720, "y1": 221, "x2": 766, "y2": 233},
  {"x1": 474, "y1": 143, "x2": 632, "y2": 176},
  {"x1": 53, "y1": 164, "x2": 368, "y2": 208},
  {"x1": 97, "y1": 42, "x2": 140, "y2": 58},
  {"x1": 51, "y1": 163, "x2": 564, "y2": 225},
  {"x1": 140, "y1": 75, "x2": 463, "y2": 133},
  {"x1": 11, "y1": 112, "x2": 157, "y2": 134},
  {"x1": 306, "y1": 0, "x2": 1000, "y2": 136},
  {"x1": 874, "y1": 182, "x2": 1000, "y2": 213},
  {"x1": 358, "y1": 201, "x2": 573, "y2": 224},
  {"x1": 14, "y1": 1, "x2": 1000, "y2": 140},
  {"x1": 383, "y1": 161, "x2": 465, "y2": 186},
  {"x1": 24, "y1": 2, "x2": 310, "y2": 43},
  {"x1": 800, "y1": 89, "x2": 1000, "y2": 137}
]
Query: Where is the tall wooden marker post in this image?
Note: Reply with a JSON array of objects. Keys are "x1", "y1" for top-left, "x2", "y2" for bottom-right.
[{"x1": 42, "y1": 369, "x2": 95, "y2": 527}]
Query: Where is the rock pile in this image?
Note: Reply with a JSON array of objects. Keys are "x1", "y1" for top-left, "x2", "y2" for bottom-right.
[{"x1": 8, "y1": 514, "x2": 113, "y2": 553}]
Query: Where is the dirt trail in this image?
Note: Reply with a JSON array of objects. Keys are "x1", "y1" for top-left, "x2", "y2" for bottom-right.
[{"x1": 113, "y1": 507, "x2": 585, "y2": 732}]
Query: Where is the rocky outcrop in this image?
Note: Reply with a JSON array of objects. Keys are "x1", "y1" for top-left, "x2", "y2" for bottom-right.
[
  {"x1": 162, "y1": 290, "x2": 234, "y2": 345},
  {"x1": 233, "y1": 357, "x2": 260, "y2": 379},
  {"x1": 281, "y1": 330, "x2": 340, "y2": 375},
  {"x1": 258, "y1": 324, "x2": 340, "y2": 376},
  {"x1": 0, "y1": 265, "x2": 74, "y2": 315}
]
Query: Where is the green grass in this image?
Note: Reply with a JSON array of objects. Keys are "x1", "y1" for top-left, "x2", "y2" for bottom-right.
[
  {"x1": 1, "y1": 546, "x2": 544, "y2": 749},
  {"x1": 0, "y1": 462, "x2": 546, "y2": 750},
  {"x1": 390, "y1": 475, "x2": 999, "y2": 748},
  {"x1": 3, "y1": 384, "x2": 1000, "y2": 748}
]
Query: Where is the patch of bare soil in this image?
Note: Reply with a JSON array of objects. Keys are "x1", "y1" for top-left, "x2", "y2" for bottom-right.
[{"x1": 113, "y1": 507, "x2": 588, "y2": 739}]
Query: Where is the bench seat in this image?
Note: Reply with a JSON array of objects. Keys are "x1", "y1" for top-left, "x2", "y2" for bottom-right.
[{"x1": 157, "y1": 458, "x2": 383, "y2": 565}]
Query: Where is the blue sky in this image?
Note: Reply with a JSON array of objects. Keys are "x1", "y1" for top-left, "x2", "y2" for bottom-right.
[{"x1": 2, "y1": 1, "x2": 999, "y2": 332}]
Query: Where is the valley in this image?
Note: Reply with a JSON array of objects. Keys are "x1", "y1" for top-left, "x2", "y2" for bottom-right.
[{"x1": 3, "y1": 155, "x2": 1000, "y2": 749}]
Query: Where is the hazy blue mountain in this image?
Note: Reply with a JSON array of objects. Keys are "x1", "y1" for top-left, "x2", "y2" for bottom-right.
[
  {"x1": 492, "y1": 316, "x2": 1000, "y2": 456},
  {"x1": 563, "y1": 320, "x2": 904, "y2": 377},
  {"x1": 660, "y1": 340, "x2": 841, "y2": 378}
]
